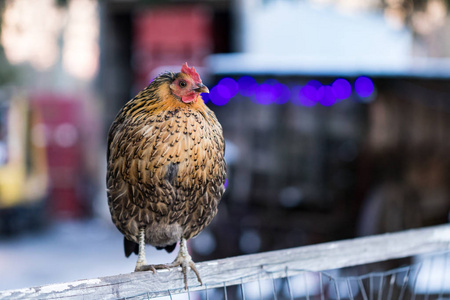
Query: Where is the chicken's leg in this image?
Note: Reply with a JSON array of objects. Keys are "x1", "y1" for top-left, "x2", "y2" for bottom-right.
[
  {"x1": 135, "y1": 237, "x2": 202, "y2": 289},
  {"x1": 135, "y1": 228, "x2": 147, "y2": 271}
]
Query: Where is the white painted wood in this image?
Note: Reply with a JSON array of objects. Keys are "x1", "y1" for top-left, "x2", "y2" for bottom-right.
[{"x1": 1, "y1": 224, "x2": 449, "y2": 299}]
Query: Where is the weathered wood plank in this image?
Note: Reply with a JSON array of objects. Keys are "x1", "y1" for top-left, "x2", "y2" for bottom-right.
[{"x1": 1, "y1": 224, "x2": 449, "y2": 299}]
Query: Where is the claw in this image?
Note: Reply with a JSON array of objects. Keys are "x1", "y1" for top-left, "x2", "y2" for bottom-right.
[
  {"x1": 135, "y1": 264, "x2": 157, "y2": 274},
  {"x1": 181, "y1": 261, "x2": 188, "y2": 290},
  {"x1": 189, "y1": 261, "x2": 202, "y2": 286},
  {"x1": 176, "y1": 238, "x2": 202, "y2": 289},
  {"x1": 153, "y1": 264, "x2": 173, "y2": 271},
  {"x1": 178, "y1": 259, "x2": 202, "y2": 290},
  {"x1": 136, "y1": 259, "x2": 202, "y2": 289}
]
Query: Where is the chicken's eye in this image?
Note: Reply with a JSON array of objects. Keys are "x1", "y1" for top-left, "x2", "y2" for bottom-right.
[{"x1": 179, "y1": 81, "x2": 187, "y2": 88}]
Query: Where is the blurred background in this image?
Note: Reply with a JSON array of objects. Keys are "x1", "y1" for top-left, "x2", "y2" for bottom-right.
[{"x1": 1, "y1": 0, "x2": 450, "y2": 292}]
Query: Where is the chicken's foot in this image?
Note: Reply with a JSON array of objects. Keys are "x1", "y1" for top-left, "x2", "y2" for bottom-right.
[
  {"x1": 135, "y1": 238, "x2": 202, "y2": 289},
  {"x1": 170, "y1": 238, "x2": 202, "y2": 289}
]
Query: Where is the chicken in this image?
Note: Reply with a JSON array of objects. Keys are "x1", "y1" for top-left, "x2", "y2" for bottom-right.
[{"x1": 106, "y1": 63, "x2": 226, "y2": 288}]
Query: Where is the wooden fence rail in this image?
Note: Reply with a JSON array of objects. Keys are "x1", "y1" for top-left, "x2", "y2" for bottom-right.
[{"x1": 1, "y1": 224, "x2": 450, "y2": 299}]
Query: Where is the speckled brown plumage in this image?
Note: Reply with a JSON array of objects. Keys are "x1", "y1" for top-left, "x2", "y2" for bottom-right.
[{"x1": 107, "y1": 71, "x2": 226, "y2": 257}]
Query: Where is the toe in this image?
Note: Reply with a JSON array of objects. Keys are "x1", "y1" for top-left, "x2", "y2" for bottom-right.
[
  {"x1": 189, "y1": 261, "x2": 203, "y2": 285},
  {"x1": 136, "y1": 264, "x2": 157, "y2": 274}
]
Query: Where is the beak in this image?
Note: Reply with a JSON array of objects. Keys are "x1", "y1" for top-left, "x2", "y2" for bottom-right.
[{"x1": 193, "y1": 83, "x2": 209, "y2": 93}]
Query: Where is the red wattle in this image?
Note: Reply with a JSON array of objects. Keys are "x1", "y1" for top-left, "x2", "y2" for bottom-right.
[{"x1": 182, "y1": 93, "x2": 197, "y2": 103}]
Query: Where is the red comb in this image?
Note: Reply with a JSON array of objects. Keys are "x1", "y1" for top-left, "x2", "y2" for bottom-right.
[{"x1": 181, "y1": 62, "x2": 201, "y2": 83}]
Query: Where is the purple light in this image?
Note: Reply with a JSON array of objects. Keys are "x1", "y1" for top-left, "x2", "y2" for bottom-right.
[
  {"x1": 299, "y1": 80, "x2": 323, "y2": 102},
  {"x1": 201, "y1": 92, "x2": 210, "y2": 104},
  {"x1": 217, "y1": 77, "x2": 238, "y2": 98},
  {"x1": 228, "y1": 77, "x2": 360, "y2": 106},
  {"x1": 224, "y1": 178, "x2": 228, "y2": 189},
  {"x1": 355, "y1": 76, "x2": 374, "y2": 98},
  {"x1": 273, "y1": 83, "x2": 290, "y2": 104},
  {"x1": 317, "y1": 86, "x2": 336, "y2": 106},
  {"x1": 238, "y1": 76, "x2": 258, "y2": 97},
  {"x1": 214, "y1": 85, "x2": 232, "y2": 100},
  {"x1": 301, "y1": 85, "x2": 318, "y2": 102},
  {"x1": 252, "y1": 79, "x2": 290, "y2": 105},
  {"x1": 307, "y1": 80, "x2": 322, "y2": 89},
  {"x1": 209, "y1": 86, "x2": 229, "y2": 106},
  {"x1": 295, "y1": 86, "x2": 317, "y2": 107},
  {"x1": 253, "y1": 83, "x2": 275, "y2": 105},
  {"x1": 332, "y1": 78, "x2": 352, "y2": 99}
]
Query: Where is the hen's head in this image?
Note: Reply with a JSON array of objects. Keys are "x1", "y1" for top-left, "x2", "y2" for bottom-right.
[{"x1": 169, "y1": 63, "x2": 209, "y2": 104}]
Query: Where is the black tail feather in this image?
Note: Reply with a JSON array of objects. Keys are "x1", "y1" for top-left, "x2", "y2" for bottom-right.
[
  {"x1": 156, "y1": 243, "x2": 177, "y2": 253},
  {"x1": 124, "y1": 237, "x2": 139, "y2": 258}
]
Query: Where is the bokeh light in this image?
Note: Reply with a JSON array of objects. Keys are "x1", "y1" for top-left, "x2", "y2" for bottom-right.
[
  {"x1": 215, "y1": 85, "x2": 232, "y2": 100},
  {"x1": 273, "y1": 82, "x2": 290, "y2": 104},
  {"x1": 238, "y1": 76, "x2": 258, "y2": 97},
  {"x1": 317, "y1": 85, "x2": 337, "y2": 106},
  {"x1": 307, "y1": 80, "x2": 322, "y2": 89},
  {"x1": 332, "y1": 78, "x2": 352, "y2": 99},
  {"x1": 253, "y1": 83, "x2": 276, "y2": 105},
  {"x1": 217, "y1": 77, "x2": 238, "y2": 99},
  {"x1": 209, "y1": 86, "x2": 230, "y2": 106},
  {"x1": 301, "y1": 85, "x2": 318, "y2": 102},
  {"x1": 207, "y1": 75, "x2": 375, "y2": 106},
  {"x1": 302, "y1": 80, "x2": 322, "y2": 103},
  {"x1": 354, "y1": 76, "x2": 374, "y2": 98},
  {"x1": 296, "y1": 86, "x2": 317, "y2": 107}
]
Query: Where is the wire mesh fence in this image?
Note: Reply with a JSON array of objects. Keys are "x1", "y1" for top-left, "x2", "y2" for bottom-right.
[{"x1": 136, "y1": 250, "x2": 450, "y2": 300}]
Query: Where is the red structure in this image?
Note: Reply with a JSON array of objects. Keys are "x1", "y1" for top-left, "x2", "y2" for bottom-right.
[
  {"x1": 133, "y1": 5, "x2": 213, "y2": 88},
  {"x1": 32, "y1": 93, "x2": 95, "y2": 218}
]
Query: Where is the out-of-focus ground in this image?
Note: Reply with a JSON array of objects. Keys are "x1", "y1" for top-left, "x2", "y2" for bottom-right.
[{"x1": 0, "y1": 219, "x2": 179, "y2": 291}]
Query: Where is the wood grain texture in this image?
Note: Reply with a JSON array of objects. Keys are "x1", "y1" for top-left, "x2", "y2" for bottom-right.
[{"x1": 1, "y1": 224, "x2": 449, "y2": 299}]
